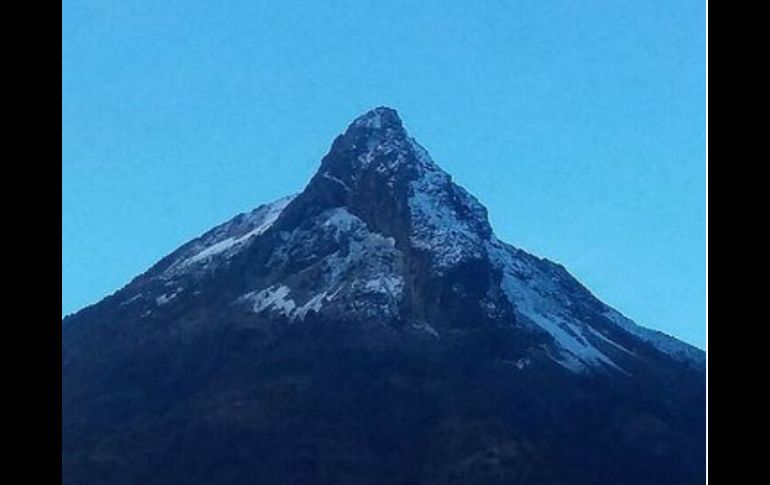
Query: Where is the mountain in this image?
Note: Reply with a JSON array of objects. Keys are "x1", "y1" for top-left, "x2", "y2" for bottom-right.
[{"x1": 62, "y1": 107, "x2": 706, "y2": 485}]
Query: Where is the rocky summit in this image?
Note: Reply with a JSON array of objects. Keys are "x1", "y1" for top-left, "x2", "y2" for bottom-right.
[{"x1": 62, "y1": 107, "x2": 706, "y2": 485}]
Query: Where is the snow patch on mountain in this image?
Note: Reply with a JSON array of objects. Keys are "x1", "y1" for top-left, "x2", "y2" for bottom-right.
[
  {"x1": 242, "y1": 285, "x2": 333, "y2": 322},
  {"x1": 486, "y1": 236, "x2": 704, "y2": 371},
  {"x1": 249, "y1": 285, "x2": 294, "y2": 315},
  {"x1": 244, "y1": 285, "x2": 326, "y2": 322},
  {"x1": 407, "y1": 139, "x2": 487, "y2": 269},
  {"x1": 603, "y1": 308, "x2": 705, "y2": 366},
  {"x1": 156, "y1": 288, "x2": 182, "y2": 306},
  {"x1": 295, "y1": 291, "x2": 328, "y2": 320},
  {"x1": 163, "y1": 195, "x2": 294, "y2": 277},
  {"x1": 364, "y1": 276, "x2": 403, "y2": 297},
  {"x1": 322, "y1": 208, "x2": 359, "y2": 233},
  {"x1": 412, "y1": 321, "x2": 440, "y2": 339},
  {"x1": 120, "y1": 294, "x2": 143, "y2": 306},
  {"x1": 241, "y1": 207, "x2": 405, "y2": 323},
  {"x1": 488, "y1": 238, "x2": 624, "y2": 373},
  {"x1": 246, "y1": 284, "x2": 331, "y2": 322},
  {"x1": 320, "y1": 172, "x2": 351, "y2": 192},
  {"x1": 351, "y1": 107, "x2": 388, "y2": 130}
]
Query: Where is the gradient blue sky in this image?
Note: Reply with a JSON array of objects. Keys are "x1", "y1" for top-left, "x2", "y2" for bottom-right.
[{"x1": 62, "y1": 0, "x2": 706, "y2": 348}]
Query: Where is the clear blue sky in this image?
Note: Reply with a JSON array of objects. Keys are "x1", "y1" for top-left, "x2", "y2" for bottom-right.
[{"x1": 62, "y1": 0, "x2": 706, "y2": 348}]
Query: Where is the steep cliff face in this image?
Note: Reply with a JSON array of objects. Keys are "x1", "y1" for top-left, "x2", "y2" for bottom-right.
[{"x1": 62, "y1": 107, "x2": 705, "y2": 485}]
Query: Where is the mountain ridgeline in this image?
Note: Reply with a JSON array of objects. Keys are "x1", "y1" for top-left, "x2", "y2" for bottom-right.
[{"x1": 62, "y1": 107, "x2": 706, "y2": 485}]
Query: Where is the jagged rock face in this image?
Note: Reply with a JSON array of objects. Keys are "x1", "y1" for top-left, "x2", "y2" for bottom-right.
[
  {"x1": 265, "y1": 107, "x2": 507, "y2": 334},
  {"x1": 62, "y1": 107, "x2": 706, "y2": 485}
]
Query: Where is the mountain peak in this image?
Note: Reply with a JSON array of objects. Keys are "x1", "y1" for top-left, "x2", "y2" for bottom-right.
[
  {"x1": 348, "y1": 106, "x2": 403, "y2": 131},
  {"x1": 285, "y1": 107, "x2": 494, "y2": 273},
  {"x1": 64, "y1": 105, "x2": 706, "y2": 485}
]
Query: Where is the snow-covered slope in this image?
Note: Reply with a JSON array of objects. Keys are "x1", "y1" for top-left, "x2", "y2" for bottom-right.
[
  {"x1": 237, "y1": 206, "x2": 405, "y2": 323},
  {"x1": 162, "y1": 194, "x2": 295, "y2": 277}
]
